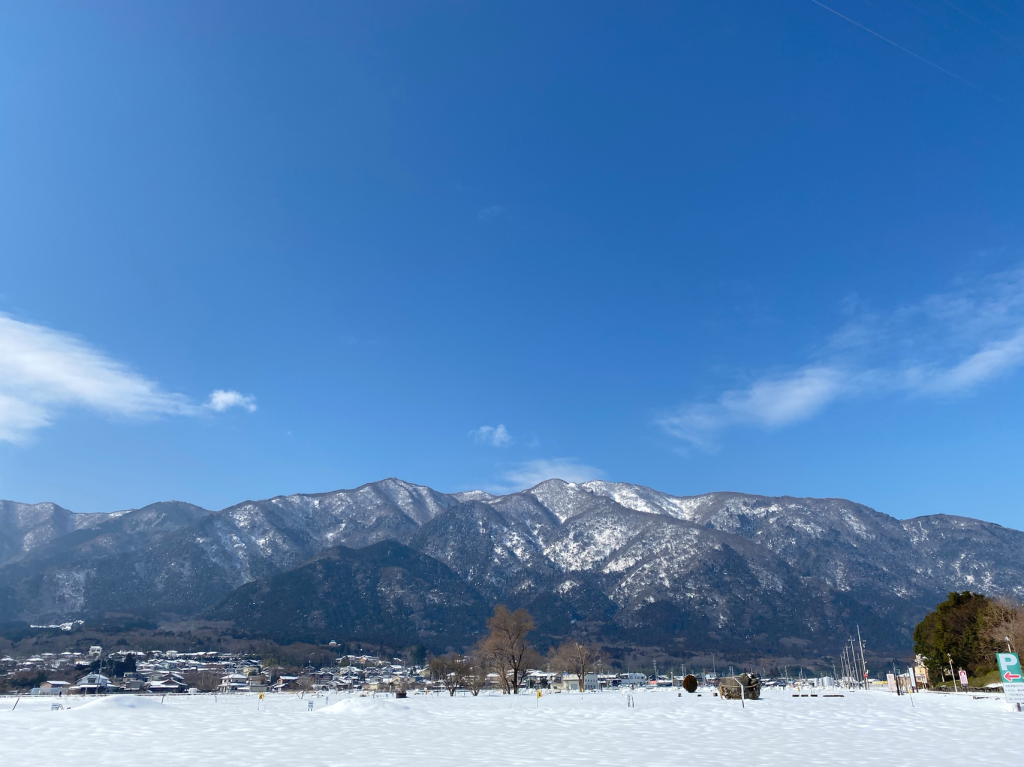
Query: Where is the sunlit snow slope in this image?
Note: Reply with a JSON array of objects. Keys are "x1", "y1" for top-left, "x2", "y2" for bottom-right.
[{"x1": 2, "y1": 479, "x2": 1023, "y2": 653}]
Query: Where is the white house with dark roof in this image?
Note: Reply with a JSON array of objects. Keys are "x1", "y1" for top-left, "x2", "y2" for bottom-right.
[{"x1": 73, "y1": 673, "x2": 112, "y2": 694}]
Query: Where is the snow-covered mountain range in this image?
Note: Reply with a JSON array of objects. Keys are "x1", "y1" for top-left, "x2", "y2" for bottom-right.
[{"x1": 2, "y1": 479, "x2": 1022, "y2": 654}]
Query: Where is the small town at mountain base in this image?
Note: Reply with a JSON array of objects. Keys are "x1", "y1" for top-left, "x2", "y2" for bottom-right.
[{"x1": 3, "y1": 592, "x2": 1024, "y2": 767}]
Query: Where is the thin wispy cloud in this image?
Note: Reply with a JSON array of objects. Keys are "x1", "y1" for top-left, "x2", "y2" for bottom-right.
[
  {"x1": 470, "y1": 424, "x2": 511, "y2": 447},
  {"x1": 486, "y1": 457, "x2": 604, "y2": 493},
  {"x1": 477, "y1": 205, "x2": 505, "y2": 222},
  {"x1": 659, "y1": 266, "x2": 1024, "y2": 448},
  {"x1": 0, "y1": 314, "x2": 255, "y2": 443}
]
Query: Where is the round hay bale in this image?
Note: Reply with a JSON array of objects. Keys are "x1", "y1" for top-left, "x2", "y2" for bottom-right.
[
  {"x1": 718, "y1": 673, "x2": 761, "y2": 701},
  {"x1": 682, "y1": 674, "x2": 698, "y2": 693}
]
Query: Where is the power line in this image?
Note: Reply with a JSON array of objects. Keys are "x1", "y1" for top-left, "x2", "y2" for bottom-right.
[{"x1": 807, "y1": 0, "x2": 1002, "y2": 101}]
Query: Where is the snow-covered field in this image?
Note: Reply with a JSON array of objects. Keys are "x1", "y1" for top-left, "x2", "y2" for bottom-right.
[{"x1": 1, "y1": 688, "x2": 1020, "y2": 766}]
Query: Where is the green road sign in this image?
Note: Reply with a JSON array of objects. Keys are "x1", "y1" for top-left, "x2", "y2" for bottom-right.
[{"x1": 997, "y1": 653, "x2": 1024, "y2": 711}]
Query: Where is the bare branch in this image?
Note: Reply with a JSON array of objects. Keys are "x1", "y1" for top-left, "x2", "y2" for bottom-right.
[
  {"x1": 549, "y1": 640, "x2": 600, "y2": 693},
  {"x1": 481, "y1": 605, "x2": 536, "y2": 694}
]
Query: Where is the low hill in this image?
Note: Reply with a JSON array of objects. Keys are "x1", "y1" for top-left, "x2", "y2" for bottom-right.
[{"x1": 212, "y1": 540, "x2": 490, "y2": 647}]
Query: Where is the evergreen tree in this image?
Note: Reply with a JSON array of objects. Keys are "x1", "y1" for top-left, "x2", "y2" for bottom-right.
[{"x1": 913, "y1": 592, "x2": 994, "y2": 682}]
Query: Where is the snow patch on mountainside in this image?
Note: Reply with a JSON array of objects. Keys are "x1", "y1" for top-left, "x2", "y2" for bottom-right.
[{"x1": 5, "y1": 477, "x2": 1024, "y2": 643}]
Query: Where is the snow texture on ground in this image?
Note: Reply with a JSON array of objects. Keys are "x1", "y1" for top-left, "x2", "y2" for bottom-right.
[{"x1": 1, "y1": 688, "x2": 1020, "y2": 766}]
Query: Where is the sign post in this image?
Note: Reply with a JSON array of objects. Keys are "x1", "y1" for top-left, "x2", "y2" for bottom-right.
[{"x1": 997, "y1": 653, "x2": 1024, "y2": 712}]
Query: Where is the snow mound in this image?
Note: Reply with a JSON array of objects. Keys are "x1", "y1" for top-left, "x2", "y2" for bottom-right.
[
  {"x1": 71, "y1": 695, "x2": 168, "y2": 711},
  {"x1": 315, "y1": 697, "x2": 412, "y2": 716},
  {"x1": 2, "y1": 688, "x2": 1019, "y2": 767}
]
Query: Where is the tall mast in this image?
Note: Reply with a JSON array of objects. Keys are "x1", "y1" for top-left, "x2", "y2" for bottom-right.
[{"x1": 857, "y1": 626, "x2": 867, "y2": 690}]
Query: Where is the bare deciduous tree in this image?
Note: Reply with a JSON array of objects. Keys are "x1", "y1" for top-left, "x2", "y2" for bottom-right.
[
  {"x1": 481, "y1": 605, "x2": 538, "y2": 694},
  {"x1": 477, "y1": 648, "x2": 506, "y2": 692},
  {"x1": 984, "y1": 596, "x2": 1024, "y2": 654},
  {"x1": 550, "y1": 640, "x2": 600, "y2": 693},
  {"x1": 182, "y1": 669, "x2": 220, "y2": 692},
  {"x1": 429, "y1": 653, "x2": 469, "y2": 696},
  {"x1": 462, "y1": 654, "x2": 489, "y2": 696},
  {"x1": 478, "y1": 637, "x2": 511, "y2": 694}
]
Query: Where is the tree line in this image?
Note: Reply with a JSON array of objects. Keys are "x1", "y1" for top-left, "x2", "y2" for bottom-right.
[
  {"x1": 913, "y1": 592, "x2": 1023, "y2": 683},
  {"x1": 428, "y1": 605, "x2": 602, "y2": 695}
]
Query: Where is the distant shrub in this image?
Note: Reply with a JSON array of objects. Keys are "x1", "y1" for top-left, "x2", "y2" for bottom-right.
[
  {"x1": 8, "y1": 670, "x2": 46, "y2": 690},
  {"x1": 682, "y1": 674, "x2": 698, "y2": 693}
]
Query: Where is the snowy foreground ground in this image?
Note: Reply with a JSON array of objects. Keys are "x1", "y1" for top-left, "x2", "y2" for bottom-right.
[{"x1": 2, "y1": 687, "x2": 1022, "y2": 766}]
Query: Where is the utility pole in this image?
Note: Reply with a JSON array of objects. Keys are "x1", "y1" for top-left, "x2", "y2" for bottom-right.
[
  {"x1": 843, "y1": 642, "x2": 851, "y2": 687},
  {"x1": 857, "y1": 627, "x2": 867, "y2": 691},
  {"x1": 948, "y1": 654, "x2": 959, "y2": 693}
]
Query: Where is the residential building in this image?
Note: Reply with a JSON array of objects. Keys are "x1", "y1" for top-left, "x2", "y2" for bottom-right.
[{"x1": 74, "y1": 673, "x2": 112, "y2": 694}]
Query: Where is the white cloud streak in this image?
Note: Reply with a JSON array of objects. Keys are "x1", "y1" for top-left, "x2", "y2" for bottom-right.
[
  {"x1": 477, "y1": 205, "x2": 505, "y2": 222},
  {"x1": 905, "y1": 328, "x2": 1024, "y2": 394},
  {"x1": 659, "y1": 266, "x2": 1024, "y2": 447},
  {"x1": 470, "y1": 424, "x2": 511, "y2": 447},
  {"x1": 0, "y1": 314, "x2": 254, "y2": 443},
  {"x1": 486, "y1": 458, "x2": 604, "y2": 493}
]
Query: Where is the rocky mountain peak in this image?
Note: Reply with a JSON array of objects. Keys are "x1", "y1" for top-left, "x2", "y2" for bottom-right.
[{"x1": 2, "y1": 477, "x2": 1022, "y2": 655}]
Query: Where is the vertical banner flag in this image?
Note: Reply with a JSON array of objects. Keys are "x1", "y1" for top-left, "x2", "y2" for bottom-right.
[
  {"x1": 996, "y1": 653, "x2": 1024, "y2": 711},
  {"x1": 908, "y1": 667, "x2": 917, "y2": 690},
  {"x1": 886, "y1": 673, "x2": 896, "y2": 692},
  {"x1": 958, "y1": 669, "x2": 969, "y2": 688}
]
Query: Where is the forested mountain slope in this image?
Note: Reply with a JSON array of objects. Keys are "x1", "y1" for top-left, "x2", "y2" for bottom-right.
[{"x1": 3, "y1": 479, "x2": 1022, "y2": 654}]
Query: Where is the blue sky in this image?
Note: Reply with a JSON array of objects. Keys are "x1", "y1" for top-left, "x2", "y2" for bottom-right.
[{"x1": 1, "y1": 2, "x2": 1023, "y2": 528}]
